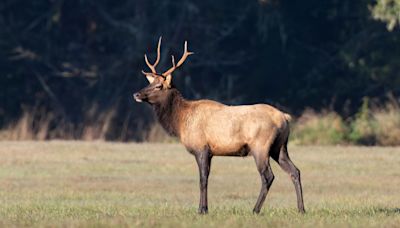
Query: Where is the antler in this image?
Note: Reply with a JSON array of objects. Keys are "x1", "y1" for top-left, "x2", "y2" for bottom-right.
[
  {"x1": 142, "y1": 37, "x2": 162, "y2": 75},
  {"x1": 162, "y1": 41, "x2": 194, "y2": 76}
]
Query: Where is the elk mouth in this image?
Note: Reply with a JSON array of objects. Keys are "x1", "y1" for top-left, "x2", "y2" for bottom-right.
[{"x1": 133, "y1": 93, "x2": 144, "y2": 102}]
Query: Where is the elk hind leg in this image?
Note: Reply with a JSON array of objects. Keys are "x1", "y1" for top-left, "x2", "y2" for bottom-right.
[{"x1": 272, "y1": 142, "x2": 305, "y2": 213}]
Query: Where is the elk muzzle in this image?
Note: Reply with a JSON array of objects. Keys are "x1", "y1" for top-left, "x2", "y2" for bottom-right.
[{"x1": 133, "y1": 92, "x2": 145, "y2": 102}]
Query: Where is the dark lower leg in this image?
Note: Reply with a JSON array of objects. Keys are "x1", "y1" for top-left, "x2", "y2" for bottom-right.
[
  {"x1": 195, "y1": 151, "x2": 212, "y2": 214},
  {"x1": 287, "y1": 162, "x2": 305, "y2": 213},
  {"x1": 277, "y1": 149, "x2": 305, "y2": 213},
  {"x1": 253, "y1": 162, "x2": 274, "y2": 214}
]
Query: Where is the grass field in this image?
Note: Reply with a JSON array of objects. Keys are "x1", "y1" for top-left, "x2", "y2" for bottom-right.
[{"x1": 0, "y1": 141, "x2": 399, "y2": 227}]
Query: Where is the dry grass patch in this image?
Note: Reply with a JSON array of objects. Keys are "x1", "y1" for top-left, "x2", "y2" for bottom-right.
[{"x1": 0, "y1": 141, "x2": 399, "y2": 227}]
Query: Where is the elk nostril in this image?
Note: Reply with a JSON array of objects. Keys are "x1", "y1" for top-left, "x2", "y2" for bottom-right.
[{"x1": 133, "y1": 93, "x2": 143, "y2": 102}]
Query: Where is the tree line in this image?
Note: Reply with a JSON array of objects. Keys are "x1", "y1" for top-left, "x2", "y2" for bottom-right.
[{"x1": 0, "y1": 0, "x2": 399, "y2": 141}]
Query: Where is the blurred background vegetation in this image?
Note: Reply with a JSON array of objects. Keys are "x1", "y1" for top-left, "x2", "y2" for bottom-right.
[{"x1": 1, "y1": 0, "x2": 400, "y2": 145}]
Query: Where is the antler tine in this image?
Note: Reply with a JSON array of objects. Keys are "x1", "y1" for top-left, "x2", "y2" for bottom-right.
[
  {"x1": 143, "y1": 36, "x2": 162, "y2": 74},
  {"x1": 176, "y1": 41, "x2": 194, "y2": 67},
  {"x1": 163, "y1": 41, "x2": 194, "y2": 76},
  {"x1": 141, "y1": 70, "x2": 152, "y2": 76},
  {"x1": 171, "y1": 55, "x2": 176, "y2": 68}
]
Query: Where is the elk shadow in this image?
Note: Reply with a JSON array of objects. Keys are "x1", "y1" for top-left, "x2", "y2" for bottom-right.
[{"x1": 375, "y1": 208, "x2": 400, "y2": 215}]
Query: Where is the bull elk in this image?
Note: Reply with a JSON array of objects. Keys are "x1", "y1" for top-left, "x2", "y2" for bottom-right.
[{"x1": 133, "y1": 37, "x2": 305, "y2": 214}]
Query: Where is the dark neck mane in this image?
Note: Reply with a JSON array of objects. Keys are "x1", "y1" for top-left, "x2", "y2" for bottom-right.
[{"x1": 152, "y1": 88, "x2": 187, "y2": 137}]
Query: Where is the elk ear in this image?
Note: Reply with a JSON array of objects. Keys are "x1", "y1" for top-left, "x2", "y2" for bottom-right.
[
  {"x1": 142, "y1": 71, "x2": 155, "y2": 84},
  {"x1": 164, "y1": 74, "x2": 172, "y2": 88},
  {"x1": 145, "y1": 75, "x2": 155, "y2": 84}
]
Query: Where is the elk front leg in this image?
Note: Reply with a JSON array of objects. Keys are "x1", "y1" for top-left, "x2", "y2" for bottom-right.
[
  {"x1": 195, "y1": 150, "x2": 212, "y2": 214},
  {"x1": 253, "y1": 155, "x2": 274, "y2": 214}
]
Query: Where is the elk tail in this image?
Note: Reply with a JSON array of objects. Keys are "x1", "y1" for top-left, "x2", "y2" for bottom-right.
[{"x1": 283, "y1": 113, "x2": 292, "y2": 122}]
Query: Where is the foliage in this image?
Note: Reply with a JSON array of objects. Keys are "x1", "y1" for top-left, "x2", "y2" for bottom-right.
[
  {"x1": 348, "y1": 97, "x2": 400, "y2": 146},
  {"x1": 348, "y1": 97, "x2": 377, "y2": 145},
  {"x1": 291, "y1": 110, "x2": 347, "y2": 145},
  {"x1": 1, "y1": 0, "x2": 400, "y2": 141},
  {"x1": 372, "y1": 102, "x2": 400, "y2": 145},
  {"x1": 292, "y1": 98, "x2": 400, "y2": 146},
  {"x1": 371, "y1": 0, "x2": 400, "y2": 31}
]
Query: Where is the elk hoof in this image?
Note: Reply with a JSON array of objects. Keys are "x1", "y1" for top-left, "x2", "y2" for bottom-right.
[
  {"x1": 198, "y1": 207, "x2": 208, "y2": 214},
  {"x1": 252, "y1": 208, "x2": 261, "y2": 214},
  {"x1": 299, "y1": 208, "x2": 306, "y2": 214}
]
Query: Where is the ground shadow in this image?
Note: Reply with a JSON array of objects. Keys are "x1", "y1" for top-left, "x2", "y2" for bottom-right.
[{"x1": 376, "y1": 208, "x2": 400, "y2": 215}]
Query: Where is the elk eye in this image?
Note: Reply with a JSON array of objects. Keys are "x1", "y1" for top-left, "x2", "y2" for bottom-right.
[{"x1": 156, "y1": 84, "x2": 163, "y2": 89}]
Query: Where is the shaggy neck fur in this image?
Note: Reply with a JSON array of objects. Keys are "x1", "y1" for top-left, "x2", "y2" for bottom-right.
[{"x1": 152, "y1": 88, "x2": 188, "y2": 137}]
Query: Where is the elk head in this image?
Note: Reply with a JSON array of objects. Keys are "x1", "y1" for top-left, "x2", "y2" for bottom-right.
[{"x1": 133, "y1": 37, "x2": 193, "y2": 104}]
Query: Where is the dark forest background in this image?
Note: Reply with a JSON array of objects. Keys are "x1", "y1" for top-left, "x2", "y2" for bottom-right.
[{"x1": 1, "y1": 0, "x2": 400, "y2": 141}]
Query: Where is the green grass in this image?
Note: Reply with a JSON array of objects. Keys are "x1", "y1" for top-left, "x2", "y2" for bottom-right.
[{"x1": 0, "y1": 141, "x2": 399, "y2": 227}]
